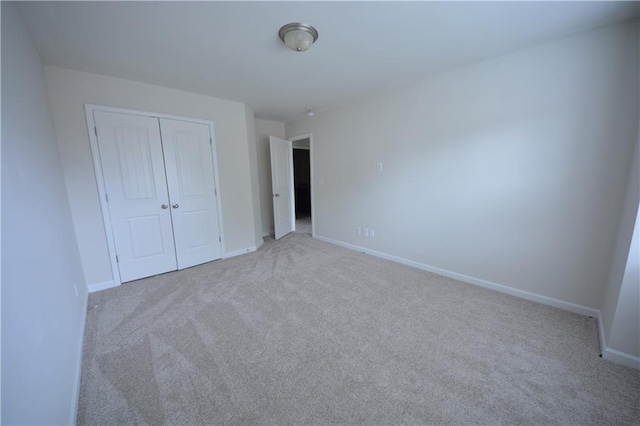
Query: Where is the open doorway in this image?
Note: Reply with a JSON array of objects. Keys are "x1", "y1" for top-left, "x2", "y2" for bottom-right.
[
  {"x1": 292, "y1": 137, "x2": 311, "y2": 235},
  {"x1": 269, "y1": 133, "x2": 314, "y2": 240}
]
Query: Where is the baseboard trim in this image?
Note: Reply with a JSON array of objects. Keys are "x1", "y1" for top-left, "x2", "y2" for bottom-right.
[
  {"x1": 595, "y1": 311, "x2": 640, "y2": 370},
  {"x1": 70, "y1": 289, "x2": 89, "y2": 424},
  {"x1": 313, "y1": 235, "x2": 600, "y2": 318},
  {"x1": 602, "y1": 347, "x2": 640, "y2": 370},
  {"x1": 88, "y1": 244, "x2": 265, "y2": 290},
  {"x1": 223, "y1": 246, "x2": 258, "y2": 259},
  {"x1": 314, "y1": 235, "x2": 640, "y2": 370},
  {"x1": 263, "y1": 230, "x2": 274, "y2": 238},
  {"x1": 87, "y1": 280, "x2": 118, "y2": 293}
]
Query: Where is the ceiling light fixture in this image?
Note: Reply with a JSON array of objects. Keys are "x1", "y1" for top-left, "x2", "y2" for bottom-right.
[
  {"x1": 279, "y1": 23, "x2": 318, "y2": 52},
  {"x1": 306, "y1": 108, "x2": 315, "y2": 117}
]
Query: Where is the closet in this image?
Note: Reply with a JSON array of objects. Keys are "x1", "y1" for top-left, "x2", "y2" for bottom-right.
[{"x1": 93, "y1": 110, "x2": 222, "y2": 283}]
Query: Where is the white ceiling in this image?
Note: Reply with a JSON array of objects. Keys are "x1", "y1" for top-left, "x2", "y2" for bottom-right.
[{"x1": 16, "y1": 1, "x2": 639, "y2": 123}]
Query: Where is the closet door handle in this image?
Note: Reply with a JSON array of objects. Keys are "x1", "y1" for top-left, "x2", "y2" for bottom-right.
[
  {"x1": 161, "y1": 204, "x2": 169, "y2": 209},
  {"x1": 172, "y1": 203, "x2": 179, "y2": 209}
]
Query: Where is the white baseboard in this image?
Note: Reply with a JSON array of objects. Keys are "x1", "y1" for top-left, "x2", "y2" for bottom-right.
[
  {"x1": 314, "y1": 234, "x2": 640, "y2": 370},
  {"x1": 263, "y1": 230, "x2": 274, "y2": 237},
  {"x1": 87, "y1": 280, "x2": 118, "y2": 293},
  {"x1": 602, "y1": 347, "x2": 640, "y2": 370},
  {"x1": 313, "y1": 235, "x2": 600, "y2": 318},
  {"x1": 223, "y1": 246, "x2": 258, "y2": 259},
  {"x1": 70, "y1": 289, "x2": 89, "y2": 424},
  {"x1": 595, "y1": 311, "x2": 640, "y2": 370},
  {"x1": 87, "y1": 243, "x2": 265, "y2": 290}
]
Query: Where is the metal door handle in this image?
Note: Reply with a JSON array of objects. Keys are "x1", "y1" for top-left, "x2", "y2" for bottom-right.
[
  {"x1": 172, "y1": 203, "x2": 179, "y2": 209},
  {"x1": 273, "y1": 193, "x2": 280, "y2": 198},
  {"x1": 161, "y1": 204, "x2": 168, "y2": 209}
]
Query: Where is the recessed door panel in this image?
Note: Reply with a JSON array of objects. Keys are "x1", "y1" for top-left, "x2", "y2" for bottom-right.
[
  {"x1": 160, "y1": 118, "x2": 222, "y2": 269},
  {"x1": 174, "y1": 134, "x2": 206, "y2": 197},
  {"x1": 94, "y1": 111, "x2": 178, "y2": 282},
  {"x1": 127, "y1": 215, "x2": 166, "y2": 258},
  {"x1": 184, "y1": 210, "x2": 212, "y2": 249},
  {"x1": 116, "y1": 128, "x2": 158, "y2": 200}
]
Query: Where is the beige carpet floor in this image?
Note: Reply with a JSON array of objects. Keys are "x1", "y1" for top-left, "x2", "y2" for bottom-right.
[{"x1": 78, "y1": 225, "x2": 639, "y2": 425}]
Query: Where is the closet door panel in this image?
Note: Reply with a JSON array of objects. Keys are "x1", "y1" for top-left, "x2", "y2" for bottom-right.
[
  {"x1": 94, "y1": 111, "x2": 178, "y2": 282},
  {"x1": 160, "y1": 118, "x2": 222, "y2": 269}
]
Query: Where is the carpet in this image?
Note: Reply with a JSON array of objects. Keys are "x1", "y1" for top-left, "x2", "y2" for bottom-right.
[{"x1": 78, "y1": 226, "x2": 639, "y2": 424}]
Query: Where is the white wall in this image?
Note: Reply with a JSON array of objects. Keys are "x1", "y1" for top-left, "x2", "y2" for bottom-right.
[
  {"x1": 44, "y1": 66, "x2": 260, "y2": 287},
  {"x1": 1, "y1": 3, "x2": 87, "y2": 423},
  {"x1": 286, "y1": 20, "x2": 639, "y2": 310},
  {"x1": 255, "y1": 118, "x2": 286, "y2": 236}
]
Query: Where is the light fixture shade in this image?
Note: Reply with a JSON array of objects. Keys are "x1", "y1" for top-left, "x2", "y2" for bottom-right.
[
  {"x1": 284, "y1": 29, "x2": 314, "y2": 52},
  {"x1": 279, "y1": 23, "x2": 318, "y2": 52}
]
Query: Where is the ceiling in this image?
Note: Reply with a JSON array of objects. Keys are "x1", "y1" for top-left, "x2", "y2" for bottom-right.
[{"x1": 16, "y1": 1, "x2": 639, "y2": 123}]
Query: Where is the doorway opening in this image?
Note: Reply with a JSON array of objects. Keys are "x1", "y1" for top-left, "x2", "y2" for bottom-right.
[
  {"x1": 292, "y1": 137, "x2": 311, "y2": 235},
  {"x1": 269, "y1": 133, "x2": 314, "y2": 240}
]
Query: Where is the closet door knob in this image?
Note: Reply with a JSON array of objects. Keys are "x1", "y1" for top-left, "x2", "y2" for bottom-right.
[
  {"x1": 161, "y1": 204, "x2": 168, "y2": 209},
  {"x1": 172, "y1": 203, "x2": 179, "y2": 209}
]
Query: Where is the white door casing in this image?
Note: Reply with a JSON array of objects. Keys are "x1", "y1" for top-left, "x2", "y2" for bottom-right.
[
  {"x1": 160, "y1": 118, "x2": 222, "y2": 269},
  {"x1": 94, "y1": 111, "x2": 177, "y2": 282},
  {"x1": 269, "y1": 136, "x2": 295, "y2": 240}
]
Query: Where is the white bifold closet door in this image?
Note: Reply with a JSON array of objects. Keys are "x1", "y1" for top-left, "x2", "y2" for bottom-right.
[
  {"x1": 160, "y1": 118, "x2": 222, "y2": 269},
  {"x1": 94, "y1": 111, "x2": 221, "y2": 283}
]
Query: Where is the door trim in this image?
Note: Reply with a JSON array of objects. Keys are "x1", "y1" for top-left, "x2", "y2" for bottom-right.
[
  {"x1": 84, "y1": 104, "x2": 226, "y2": 288},
  {"x1": 289, "y1": 133, "x2": 315, "y2": 237}
]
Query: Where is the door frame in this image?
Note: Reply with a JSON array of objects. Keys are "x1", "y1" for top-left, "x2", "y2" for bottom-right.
[
  {"x1": 289, "y1": 133, "x2": 315, "y2": 237},
  {"x1": 84, "y1": 104, "x2": 226, "y2": 288}
]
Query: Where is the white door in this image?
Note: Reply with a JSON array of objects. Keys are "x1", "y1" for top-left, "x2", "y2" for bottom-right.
[
  {"x1": 269, "y1": 136, "x2": 295, "y2": 239},
  {"x1": 160, "y1": 118, "x2": 222, "y2": 269},
  {"x1": 94, "y1": 111, "x2": 177, "y2": 282}
]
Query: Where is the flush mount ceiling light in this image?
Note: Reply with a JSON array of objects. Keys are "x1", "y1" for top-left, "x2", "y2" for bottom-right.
[{"x1": 278, "y1": 23, "x2": 318, "y2": 52}]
